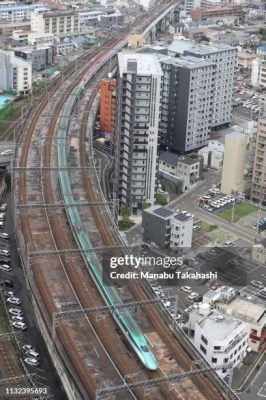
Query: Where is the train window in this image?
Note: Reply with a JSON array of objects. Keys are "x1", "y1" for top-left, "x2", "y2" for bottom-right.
[{"x1": 141, "y1": 346, "x2": 148, "y2": 352}]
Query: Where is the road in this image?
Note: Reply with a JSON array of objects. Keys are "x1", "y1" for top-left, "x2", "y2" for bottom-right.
[
  {"x1": 167, "y1": 170, "x2": 259, "y2": 244},
  {"x1": 168, "y1": 169, "x2": 221, "y2": 211}
]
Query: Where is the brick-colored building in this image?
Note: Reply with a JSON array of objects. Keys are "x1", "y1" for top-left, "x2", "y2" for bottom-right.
[{"x1": 99, "y1": 77, "x2": 116, "y2": 139}]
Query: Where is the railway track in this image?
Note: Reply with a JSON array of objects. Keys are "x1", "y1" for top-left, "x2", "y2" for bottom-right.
[
  {"x1": 13, "y1": 1, "x2": 234, "y2": 399},
  {"x1": 77, "y1": 66, "x2": 230, "y2": 400},
  {"x1": 15, "y1": 35, "x2": 141, "y2": 399}
]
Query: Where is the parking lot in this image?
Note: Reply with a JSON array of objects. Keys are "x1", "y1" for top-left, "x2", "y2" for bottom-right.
[
  {"x1": 146, "y1": 246, "x2": 266, "y2": 324},
  {"x1": 0, "y1": 191, "x2": 66, "y2": 399}
]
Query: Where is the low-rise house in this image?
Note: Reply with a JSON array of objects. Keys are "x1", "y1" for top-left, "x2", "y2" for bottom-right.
[{"x1": 159, "y1": 152, "x2": 202, "y2": 191}]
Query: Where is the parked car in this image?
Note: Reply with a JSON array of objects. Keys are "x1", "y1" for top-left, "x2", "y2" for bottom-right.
[
  {"x1": 181, "y1": 286, "x2": 192, "y2": 293},
  {"x1": 188, "y1": 292, "x2": 199, "y2": 300},
  {"x1": 228, "y1": 259, "x2": 239, "y2": 266},
  {"x1": 0, "y1": 213, "x2": 6, "y2": 221},
  {"x1": 0, "y1": 232, "x2": 9, "y2": 239},
  {"x1": 0, "y1": 279, "x2": 13, "y2": 288},
  {"x1": 8, "y1": 308, "x2": 23, "y2": 316},
  {"x1": 24, "y1": 357, "x2": 39, "y2": 367},
  {"x1": 250, "y1": 280, "x2": 264, "y2": 289},
  {"x1": 0, "y1": 250, "x2": 10, "y2": 257},
  {"x1": 224, "y1": 241, "x2": 234, "y2": 247},
  {"x1": 0, "y1": 204, "x2": 7, "y2": 212},
  {"x1": 22, "y1": 344, "x2": 35, "y2": 353},
  {"x1": 6, "y1": 297, "x2": 21, "y2": 305},
  {"x1": 1, "y1": 149, "x2": 13, "y2": 156},
  {"x1": 25, "y1": 350, "x2": 39, "y2": 360},
  {"x1": 12, "y1": 321, "x2": 27, "y2": 330},
  {"x1": 4, "y1": 290, "x2": 15, "y2": 298},
  {"x1": 11, "y1": 315, "x2": 24, "y2": 322},
  {"x1": 0, "y1": 258, "x2": 10, "y2": 264},
  {"x1": 0, "y1": 264, "x2": 11, "y2": 272}
]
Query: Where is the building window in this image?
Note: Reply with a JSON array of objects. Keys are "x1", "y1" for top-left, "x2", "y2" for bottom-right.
[
  {"x1": 201, "y1": 335, "x2": 208, "y2": 345},
  {"x1": 200, "y1": 344, "x2": 206, "y2": 354},
  {"x1": 214, "y1": 346, "x2": 221, "y2": 350},
  {"x1": 212, "y1": 357, "x2": 217, "y2": 363}
]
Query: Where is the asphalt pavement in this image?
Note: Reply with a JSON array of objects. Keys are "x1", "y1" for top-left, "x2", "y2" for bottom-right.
[{"x1": 0, "y1": 189, "x2": 67, "y2": 399}]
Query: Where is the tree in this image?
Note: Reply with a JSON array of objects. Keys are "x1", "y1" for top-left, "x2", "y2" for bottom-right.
[
  {"x1": 155, "y1": 192, "x2": 168, "y2": 206},
  {"x1": 119, "y1": 204, "x2": 134, "y2": 231}
]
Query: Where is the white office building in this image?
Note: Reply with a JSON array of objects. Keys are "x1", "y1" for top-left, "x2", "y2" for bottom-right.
[
  {"x1": 194, "y1": 310, "x2": 249, "y2": 378},
  {"x1": 115, "y1": 53, "x2": 162, "y2": 211},
  {"x1": 170, "y1": 212, "x2": 193, "y2": 249},
  {"x1": 0, "y1": 49, "x2": 32, "y2": 94},
  {"x1": 31, "y1": 10, "x2": 80, "y2": 36},
  {"x1": 198, "y1": 140, "x2": 224, "y2": 169}
]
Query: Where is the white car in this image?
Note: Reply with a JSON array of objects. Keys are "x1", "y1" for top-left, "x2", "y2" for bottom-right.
[
  {"x1": 4, "y1": 290, "x2": 15, "y2": 298},
  {"x1": 0, "y1": 204, "x2": 7, "y2": 212},
  {"x1": 6, "y1": 297, "x2": 21, "y2": 305},
  {"x1": 24, "y1": 357, "x2": 39, "y2": 367},
  {"x1": 8, "y1": 308, "x2": 22, "y2": 316},
  {"x1": 1, "y1": 149, "x2": 13, "y2": 156},
  {"x1": 181, "y1": 286, "x2": 192, "y2": 293},
  {"x1": 0, "y1": 250, "x2": 10, "y2": 257},
  {"x1": 0, "y1": 264, "x2": 11, "y2": 272},
  {"x1": 22, "y1": 344, "x2": 35, "y2": 353},
  {"x1": 0, "y1": 232, "x2": 9, "y2": 239},
  {"x1": 188, "y1": 292, "x2": 199, "y2": 300},
  {"x1": 12, "y1": 321, "x2": 27, "y2": 330},
  {"x1": 11, "y1": 315, "x2": 24, "y2": 322}
]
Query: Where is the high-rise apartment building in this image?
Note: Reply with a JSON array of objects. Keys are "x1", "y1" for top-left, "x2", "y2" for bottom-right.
[
  {"x1": 221, "y1": 132, "x2": 247, "y2": 195},
  {"x1": 99, "y1": 77, "x2": 117, "y2": 139},
  {"x1": 251, "y1": 45, "x2": 266, "y2": 89},
  {"x1": 115, "y1": 53, "x2": 162, "y2": 211},
  {"x1": 159, "y1": 55, "x2": 215, "y2": 153},
  {"x1": 251, "y1": 117, "x2": 266, "y2": 205},
  {"x1": 167, "y1": 40, "x2": 237, "y2": 129}
]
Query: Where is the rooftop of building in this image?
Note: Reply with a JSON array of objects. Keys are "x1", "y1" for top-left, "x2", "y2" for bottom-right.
[
  {"x1": 180, "y1": 154, "x2": 201, "y2": 165},
  {"x1": 14, "y1": 45, "x2": 52, "y2": 53},
  {"x1": 237, "y1": 51, "x2": 256, "y2": 59},
  {"x1": 42, "y1": 10, "x2": 79, "y2": 17},
  {"x1": 143, "y1": 205, "x2": 192, "y2": 222},
  {"x1": 159, "y1": 54, "x2": 213, "y2": 69},
  {"x1": 159, "y1": 151, "x2": 201, "y2": 166},
  {"x1": 225, "y1": 131, "x2": 248, "y2": 142},
  {"x1": 0, "y1": 4, "x2": 47, "y2": 11},
  {"x1": 143, "y1": 205, "x2": 174, "y2": 219},
  {"x1": 118, "y1": 52, "x2": 162, "y2": 76},
  {"x1": 198, "y1": 310, "x2": 242, "y2": 340},
  {"x1": 167, "y1": 39, "x2": 236, "y2": 56},
  {"x1": 159, "y1": 151, "x2": 179, "y2": 166},
  {"x1": 217, "y1": 297, "x2": 266, "y2": 325}
]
